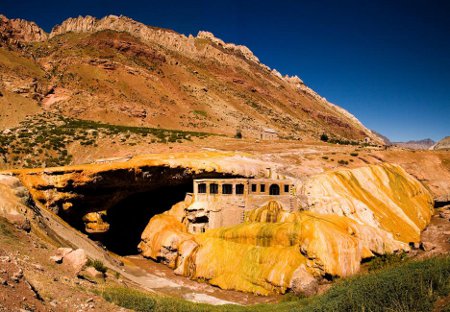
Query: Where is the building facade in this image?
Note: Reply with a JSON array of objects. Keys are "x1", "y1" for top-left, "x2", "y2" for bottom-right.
[{"x1": 185, "y1": 178, "x2": 297, "y2": 233}]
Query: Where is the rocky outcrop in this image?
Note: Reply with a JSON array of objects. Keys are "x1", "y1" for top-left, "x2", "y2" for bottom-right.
[
  {"x1": 302, "y1": 163, "x2": 434, "y2": 243},
  {"x1": 432, "y1": 136, "x2": 450, "y2": 150},
  {"x1": 0, "y1": 175, "x2": 32, "y2": 231},
  {"x1": 137, "y1": 162, "x2": 433, "y2": 295},
  {"x1": 0, "y1": 15, "x2": 47, "y2": 45},
  {"x1": 197, "y1": 31, "x2": 261, "y2": 65}
]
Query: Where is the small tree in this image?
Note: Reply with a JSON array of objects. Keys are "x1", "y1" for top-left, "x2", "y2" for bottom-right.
[
  {"x1": 320, "y1": 133, "x2": 329, "y2": 142},
  {"x1": 235, "y1": 128, "x2": 242, "y2": 139}
]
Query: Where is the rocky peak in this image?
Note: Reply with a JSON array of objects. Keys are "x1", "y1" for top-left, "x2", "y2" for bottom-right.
[
  {"x1": 0, "y1": 14, "x2": 48, "y2": 44},
  {"x1": 196, "y1": 31, "x2": 261, "y2": 65}
]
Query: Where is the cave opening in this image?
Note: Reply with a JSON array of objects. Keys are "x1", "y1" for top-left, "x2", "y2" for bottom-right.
[{"x1": 99, "y1": 181, "x2": 193, "y2": 256}]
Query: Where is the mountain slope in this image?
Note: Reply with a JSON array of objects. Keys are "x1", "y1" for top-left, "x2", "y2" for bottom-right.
[
  {"x1": 394, "y1": 139, "x2": 435, "y2": 150},
  {"x1": 0, "y1": 14, "x2": 383, "y2": 143},
  {"x1": 432, "y1": 136, "x2": 450, "y2": 150}
]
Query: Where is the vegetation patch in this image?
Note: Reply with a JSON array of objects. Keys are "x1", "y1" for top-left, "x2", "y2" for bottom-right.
[
  {"x1": 0, "y1": 113, "x2": 212, "y2": 169},
  {"x1": 86, "y1": 259, "x2": 108, "y2": 274}
]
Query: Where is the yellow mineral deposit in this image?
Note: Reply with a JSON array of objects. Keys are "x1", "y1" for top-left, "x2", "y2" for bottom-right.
[
  {"x1": 138, "y1": 162, "x2": 434, "y2": 295},
  {"x1": 9, "y1": 152, "x2": 434, "y2": 296}
]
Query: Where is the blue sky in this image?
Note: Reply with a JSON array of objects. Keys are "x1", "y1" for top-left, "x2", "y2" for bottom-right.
[{"x1": 1, "y1": 0, "x2": 449, "y2": 141}]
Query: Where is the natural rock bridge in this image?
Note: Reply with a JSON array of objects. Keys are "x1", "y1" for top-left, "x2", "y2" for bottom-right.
[{"x1": 8, "y1": 151, "x2": 434, "y2": 295}]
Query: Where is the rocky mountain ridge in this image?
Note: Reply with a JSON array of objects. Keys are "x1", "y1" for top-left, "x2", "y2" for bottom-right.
[
  {"x1": 394, "y1": 138, "x2": 436, "y2": 150},
  {"x1": 0, "y1": 14, "x2": 382, "y2": 144},
  {"x1": 0, "y1": 14, "x2": 47, "y2": 45}
]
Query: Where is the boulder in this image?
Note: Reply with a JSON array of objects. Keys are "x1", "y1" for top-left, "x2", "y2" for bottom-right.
[
  {"x1": 50, "y1": 247, "x2": 73, "y2": 263},
  {"x1": 78, "y1": 267, "x2": 104, "y2": 282},
  {"x1": 63, "y1": 249, "x2": 88, "y2": 273},
  {"x1": 290, "y1": 266, "x2": 318, "y2": 296}
]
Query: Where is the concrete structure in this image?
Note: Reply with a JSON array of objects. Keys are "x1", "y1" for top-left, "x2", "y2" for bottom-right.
[
  {"x1": 260, "y1": 128, "x2": 278, "y2": 140},
  {"x1": 185, "y1": 178, "x2": 297, "y2": 233}
]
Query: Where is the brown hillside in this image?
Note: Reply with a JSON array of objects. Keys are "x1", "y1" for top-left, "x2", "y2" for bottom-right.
[{"x1": 0, "y1": 14, "x2": 382, "y2": 143}]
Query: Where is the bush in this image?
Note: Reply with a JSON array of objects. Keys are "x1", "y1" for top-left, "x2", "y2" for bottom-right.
[
  {"x1": 350, "y1": 152, "x2": 359, "y2": 157},
  {"x1": 367, "y1": 252, "x2": 408, "y2": 272},
  {"x1": 86, "y1": 259, "x2": 107, "y2": 274},
  {"x1": 322, "y1": 156, "x2": 329, "y2": 160},
  {"x1": 320, "y1": 134, "x2": 329, "y2": 142},
  {"x1": 338, "y1": 160, "x2": 349, "y2": 165},
  {"x1": 101, "y1": 287, "x2": 156, "y2": 311},
  {"x1": 301, "y1": 256, "x2": 450, "y2": 312}
]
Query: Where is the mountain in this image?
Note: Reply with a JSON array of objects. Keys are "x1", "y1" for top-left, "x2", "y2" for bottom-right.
[
  {"x1": 432, "y1": 136, "x2": 450, "y2": 150},
  {"x1": 371, "y1": 130, "x2": 392, "y2": 145},
  {"x1": 393, "y1": 139, "x2": 436, "y2": 150},
  {"x1": 0, "y1": 14, "x2": 383, "y2": 144}
]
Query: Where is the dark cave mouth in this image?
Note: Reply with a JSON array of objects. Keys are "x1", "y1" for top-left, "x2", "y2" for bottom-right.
[
  {"x1": 97, "y1": 181, "x2": 193, "y2": 256},
  {"x1": 62, "y1": 170, "x2": 246, "y2": 256}
]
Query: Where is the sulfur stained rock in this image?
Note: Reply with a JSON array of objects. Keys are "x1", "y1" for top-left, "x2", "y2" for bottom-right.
[
  {"x1": 138, "y1": 214, "x2": 193, "y2": 269},
  {"x1": 138, "y1": 163, "x2": 433, "y2": 296},
  {"x1": 82, "y1": 211, "x2": 110, "y2": 234},
  {"x1": 302, "y1": 163, "x2": 434, "y2": 243}
]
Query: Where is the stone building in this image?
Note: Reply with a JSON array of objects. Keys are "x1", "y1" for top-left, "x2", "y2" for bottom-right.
[
  {"x1": 185, "y1": 178, "x2": 296, "y2": 233},
  {"x1": 260, "y1": 128, "x2": 278, "y2": 140}
]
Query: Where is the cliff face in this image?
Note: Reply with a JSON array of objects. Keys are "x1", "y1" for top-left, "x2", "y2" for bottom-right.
[
  {"x1": 0, "y1": 14, "x2": 383, "y2": 144},
  {"x1": 0, "y1": 15, "x2": 47, "y2": 45}
]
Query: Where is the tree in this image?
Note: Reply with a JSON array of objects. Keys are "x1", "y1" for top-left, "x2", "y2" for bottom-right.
[{"x1": 320, "y1": 133, "x2": 329, "y2": 142}]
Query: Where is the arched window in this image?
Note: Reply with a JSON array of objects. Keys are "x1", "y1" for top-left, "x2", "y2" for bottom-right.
[
  {"x1": 198, "y1": 183, "x2": 207, "y2": 193},
  {"x1": 269, "y1": 184, "x2": 280, "y2": 195}
]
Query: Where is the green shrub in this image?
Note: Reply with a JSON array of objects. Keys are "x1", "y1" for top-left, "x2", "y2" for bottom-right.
[
  {"x1": 322, "y1": 156, "x2": 329, "y2": 160},
  {"x1": 350, "y1": 152, "x2": 359, "y2": 157},
  {"x1": 301, "y1": 256, "x2": 450, "y2": 312},
  {"x1": 193, "y1": 110, "x2": 207, "y2": 117},
  {"x1": 100, "y1": 287, "x2": 156, "y2": 311},
  {"x1": 367, "y1": 252, "x2": 408, "y2": 272},
  {"x1": 320, "y1": 133, "x2": 329, "y2": 142},
  {"x1": 86, "y1": 259, "x2": 107, "y2": 274},
  {"x1": 337, "y1": 160, "x2": 349, "y2": 165}
]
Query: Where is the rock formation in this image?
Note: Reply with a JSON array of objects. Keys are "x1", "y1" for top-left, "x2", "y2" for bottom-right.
[
  {"x1": 432, "y1": 136, "x2": 450, "y2": 150},
  {"x1": 0, "y1": 15, "x2": 47, "y2": 45},
  {"x1": 1, "y1": 151, "x2": 435, "y2": 295},
  {"x1": 394, "y1": 138, "x2": 435, "y2": 150},
  {"x1": 136, "y1": 160, "x2": 433, "y2": 295}
]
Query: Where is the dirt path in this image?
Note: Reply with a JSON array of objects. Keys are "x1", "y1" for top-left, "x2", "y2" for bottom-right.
[{"x1": 418, "y1": 205, "x2": 450, "y2": 258}]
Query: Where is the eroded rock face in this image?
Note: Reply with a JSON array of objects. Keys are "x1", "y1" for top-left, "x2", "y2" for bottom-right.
[
  {"x1": 0, "y1": 175, "x2": 32, "y2": 230},
  {"x1": 0, "y1": 15, "x2": 47, "y2": 45},
  {"x1": 138, "y1": 163, "x2": 433, "y2": 296},
  {"x1": 8, "y1": 153, "x2": 434, "y2": 295},
  {"x1": 302, "y1": 163, "x2": 434, "y2": 243}
]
